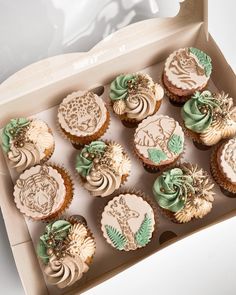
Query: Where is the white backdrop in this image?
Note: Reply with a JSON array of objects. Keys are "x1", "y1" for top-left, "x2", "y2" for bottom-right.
[{"x1": 0, "y1": 0, "x2": 236, "y2": 294}]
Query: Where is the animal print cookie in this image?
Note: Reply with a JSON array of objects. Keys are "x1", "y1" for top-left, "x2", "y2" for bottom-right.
[
  {"x1": 13, "y1": 165, "x2": 73, "y2": 220},
  {"x1": 101, "y1": 193, "x2": 156, "y2": 251},
  {"x1": 57, "y1": 91, "x2": 109, "y2": 146}
]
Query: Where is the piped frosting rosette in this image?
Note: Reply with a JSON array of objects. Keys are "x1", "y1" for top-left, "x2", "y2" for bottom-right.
[
  {"x1": 37, "y1": 218, "x2": 95, "y2": 289},
  {"x1": 76, "y1": 141, "x2": 131, "y2": 197},
  {"x1": 110, "y1": 73, "x2": 164, "y2": 121},
  {"x1": 153, "y1": 163, "x2": 215, "y2": 223},
  {"x1": 1, "y1": 118, "x2": 54, "y2": 171},
  {"x1": 181, "y1": 90, "x2": 236, "y2": 146}
]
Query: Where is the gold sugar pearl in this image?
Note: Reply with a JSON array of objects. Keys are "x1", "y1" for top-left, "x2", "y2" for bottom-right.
[
  {"x1": 47, "y1": 239, "x2": 53, "y2": 246},
  {"x1": 83, "y1": 152, "x2": 89, "y2": 158},
  {"x1": 93, "y1": 157, "x2": 99, "y2": 164},
  {"x1": 47, "y1": 248, "x2": 53, "y2": 256}
]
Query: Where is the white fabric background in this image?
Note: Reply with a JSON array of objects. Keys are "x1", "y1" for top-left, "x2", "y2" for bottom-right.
[{"x1": 0, "y1": 0, "x2": 236, "y2": 294}]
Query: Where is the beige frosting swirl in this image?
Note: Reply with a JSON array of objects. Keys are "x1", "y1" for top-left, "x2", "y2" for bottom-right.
[
  {"x1": 44, "y1": 255, "x2": 87, "y2": 289},
  {"x1": 84, "y1": 167, "x2": 121, "y2": 197},
  {"x1": 27, "y1": 120, "x2": 54, "y2": 157},
  {"x1": 124, "y1": 87, "x2": 156, "y2": 120},
  {"x1": 8, "y1": 143, "x2": 41, "y2": 171}
]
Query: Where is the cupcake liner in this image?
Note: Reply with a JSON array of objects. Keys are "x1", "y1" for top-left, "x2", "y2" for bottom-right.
[
  {"x1": 210, "y1": 144, "x2": 236, "y2": 194},
  {"x1": 99, "y1": 188, "x2": 159, "y2": 251},
  {"x1": 180, "y1": 121, "x2": 203, "y2": 144},
  {"x1": 75, "y1": 140, "x2": 131, "y2": 198},
  {"x1": 57, "y1": 110, "x2": 110, "y2": 148}
]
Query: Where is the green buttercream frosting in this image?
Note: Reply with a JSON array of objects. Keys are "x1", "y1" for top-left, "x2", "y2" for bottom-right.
[
  {"x1": 167, "y1": 134, "x2": 183, "y2": 154},
  {"x1": 148, "y1": 148, "x2": 167, "y2": 164},
  {"x1": 1, "y1": 118, "x2": 30, "y2": 153},
  {"x1": 37, "y1": 220, "x2": 71, "y2": 264},
  {"x1": 189, "y1": 47, "x2": 212, "y2": 77},
  {"x1": 181, "y1": 91, "x2": 220, "y2": 133},
  {"x1": 76, "y1": 141, "x2": 107, "y2": 177},
  {"x1": 110, "y1": 74, "x2": 137, "y2": 101},
  {"x1": 153, "y1": 168, "x2": 194, "y2": 213}
]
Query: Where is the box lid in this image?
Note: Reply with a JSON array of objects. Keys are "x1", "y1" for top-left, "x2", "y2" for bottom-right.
[{"x1": 0, "y1": 0, "x2": 207, "y2": 105}]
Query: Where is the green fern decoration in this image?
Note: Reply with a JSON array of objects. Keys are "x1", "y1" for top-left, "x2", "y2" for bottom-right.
[
  {"x1": 189, "y1": 47, "x2": 212, "y2": 77},
  {"x1": 105, "y1": 225, "x2": 127, "y2": 250},
  {"x1": 135, "y1": 214, "x2": 153, "y2": 247}
]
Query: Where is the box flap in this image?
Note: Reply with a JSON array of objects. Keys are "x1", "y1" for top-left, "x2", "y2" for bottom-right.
[{"x1": 0, "y1": 0, "x2": 207, "y2": 108}]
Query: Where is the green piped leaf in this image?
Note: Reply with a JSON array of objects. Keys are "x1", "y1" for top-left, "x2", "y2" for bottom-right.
[
  {"x1": 135, "y1": 214, "x2": 153, "y2": 247},
  {"x1": 168, "y1": 134, "x2": 183, "y2": 154},
  {"x1": 37, "y1": 240, "x2": 50, "y2": 264},
  {"x1": 189, "y1": 47, "x2": 212, "y2": 77},
  {"x1": 105, "y1": 225, "x2": 127, "y2": 250},
  {"x1": 148, "y1": 148, "x2": 167, "y2": 164}
]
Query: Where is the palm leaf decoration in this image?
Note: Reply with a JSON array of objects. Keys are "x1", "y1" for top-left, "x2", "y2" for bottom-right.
[
  {"x1": 135, "y1": 214, "x2": 152, "y2": 247},
  {"x1": 105, "y1": 225, "x2": 127, "y2": 250},
  {"x1": 189, "y1": 47, "x2": 212, "y2": 77}
]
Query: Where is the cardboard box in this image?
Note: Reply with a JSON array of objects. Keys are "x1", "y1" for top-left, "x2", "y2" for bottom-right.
[{"x1": 1, "y1": 0, "x2": 236, "y2": 294}]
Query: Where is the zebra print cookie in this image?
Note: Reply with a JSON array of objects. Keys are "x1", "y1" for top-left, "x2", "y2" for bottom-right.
[
  {"x1": 13, "y1": 165, "x2": 73, "y2": 220},
  {"x1": 163, "y1": 47, "x2": 212, "y2": 105},
  {"x1": 101, "y1": 193, "x2": 156, "y2": 251}
]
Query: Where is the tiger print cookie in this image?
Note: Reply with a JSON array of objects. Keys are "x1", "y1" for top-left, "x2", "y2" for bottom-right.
[{"x1": 13, "y1": 165, "x2": 73, "y2": 220}]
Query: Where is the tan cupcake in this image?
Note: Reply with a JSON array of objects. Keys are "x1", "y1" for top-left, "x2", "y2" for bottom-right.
[
  {"x1": 13, "y1": 164, "x2": 73, "y2": 221},
  {"x1": 57, "y1": 90, "x2": 110, "y2": 148},
  {"x1": 109, "y1": 72, "x2": 164, "y2": 127},
  {"x1": 1, "y1": 117, "x2": 55, "y2": 171},
  {"x1": 75, "y1": 140, "x2": 131, "y2": 197},
  {"x1": 134, "y1": 114, "x2": 185, "y2": 172},
  {"x1": 153, "y1": 163, "x2": 215, "y2": 223},
  {"x1": 211, "y1": 138, "x2": 236, "y2": 197},
  {"x1": 37, "y1": 216, "x2": 96, "y2": 289}
]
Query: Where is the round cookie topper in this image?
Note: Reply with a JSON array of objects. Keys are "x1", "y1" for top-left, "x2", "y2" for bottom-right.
[
  {"x1": 101, "y1": 193, "x2": 155, "y2": 251},
  {"x1": 13, "y1": 165, "x2": 66, "y2": 219},
  {"x1": 134, "y1": 114, "x2": 184, "y2": 166},
  {"x1": 164, "y1": 47, "x2": 212, "y2": 90},
  {"x1": 58, "y1": 91, "x2": 107, "y2": 137},
  {"x1": 220, "y1": 138, "x2": 236, "y2": 183}
]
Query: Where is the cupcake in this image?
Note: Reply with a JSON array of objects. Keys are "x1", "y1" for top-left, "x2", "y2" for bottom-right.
[
  {"x1": 76, "y1": 141, "x2": 131, "y2": 197},
  {"x1": 181, "y1": 90, "x2": 236, "y2": 149},
  {"x1": 37, "y1": 216, "x2": 96, "y2": 289},
  {"x1": 1, "y1": 118, "x2": 54, "y2": 171},
  {"x1": 13, "y1": 164, "x2": 73, "y2": 220},
  {"x1": 163, "y1": 47, "x2": 212, "y2": 106},
  {"x1": 153, "y1": 163, "x2": 215, "y2": 223},
  {"x1": 109, "y1": 72, "x2": 164, "y2": 127},
  {"x1": 57, "y1": 90, "x2": 110, "y2": 148},
  {"x1": 101, "y1": 192, "x2": 156, "y2": 251},
  {"x1": 134, "y1": 114, "x2": 184, "y2": 172},
  {"x1": 211, "y1": 137, "x2": 236, "y2": 197}
]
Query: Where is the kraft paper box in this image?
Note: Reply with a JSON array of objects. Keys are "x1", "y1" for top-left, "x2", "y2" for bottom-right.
[{"x1": 1, "y1": 1, "x2": 236, "y2": 294}]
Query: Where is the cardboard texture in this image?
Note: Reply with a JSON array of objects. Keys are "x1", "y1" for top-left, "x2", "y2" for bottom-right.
[{"x1": 1, "y1": 1, "x2": 236, "y2": 294}]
